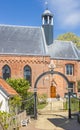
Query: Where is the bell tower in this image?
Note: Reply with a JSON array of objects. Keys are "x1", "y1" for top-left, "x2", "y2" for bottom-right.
[{"x1": 42, "y1": 6, "x2": 53, "y2": 45}]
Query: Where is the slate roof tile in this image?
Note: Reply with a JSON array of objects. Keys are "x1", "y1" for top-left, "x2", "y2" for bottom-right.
[
  {"x1": 0, "y1": 25, "x2": 46, "y2": 55},
  {"x1": 48, "y1": 40, "x2": 80, "y2": 60}
]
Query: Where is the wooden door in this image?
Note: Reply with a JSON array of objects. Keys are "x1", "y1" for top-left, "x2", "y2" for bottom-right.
[{"x1": 50, "y1": 85, "x2": 56, "y2": 98}]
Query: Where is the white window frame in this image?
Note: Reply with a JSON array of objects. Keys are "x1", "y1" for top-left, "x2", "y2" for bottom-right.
[
  {"x1": 69, "y1": 82, "x2": 74, "y2": 93},
  {"x1": 65, "y1": 64, "x2": 74, "y2": 76}
]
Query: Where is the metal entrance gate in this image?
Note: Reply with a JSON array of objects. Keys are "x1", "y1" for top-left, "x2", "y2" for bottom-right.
[
  {"x1": 34, "y1": 69, "x2": 71, "y2": 119},
  {"x1": 67, "y1": 92, "x2": 80, "y2": 112}
]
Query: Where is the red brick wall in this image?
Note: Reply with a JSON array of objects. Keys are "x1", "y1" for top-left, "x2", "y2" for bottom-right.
[
  {"x1": 0, "y1": 55, "x2": 51, "y2": 97},
  {"x1": 52, "y1": 59, "x2": 79, "y2": 97},
  {"x1": 0, "y1": 54, "x2": 79, "y2": 98}
]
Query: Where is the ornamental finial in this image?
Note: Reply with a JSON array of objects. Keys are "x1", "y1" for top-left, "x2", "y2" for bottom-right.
[{"x1": 45, "y1": 1, "x2": 48, "y2": 10}]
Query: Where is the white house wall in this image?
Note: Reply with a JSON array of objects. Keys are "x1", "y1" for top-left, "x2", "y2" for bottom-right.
[{"x1": 0, "y1": 90, "x2": 9, "y2": 112}]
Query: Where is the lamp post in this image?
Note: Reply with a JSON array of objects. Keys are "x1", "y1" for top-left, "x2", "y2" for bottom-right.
[{"x1": 68, "y1": 88, "x2": 71, "y2": 119}]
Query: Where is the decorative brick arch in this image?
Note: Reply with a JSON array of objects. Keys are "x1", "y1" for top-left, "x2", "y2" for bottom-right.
[
  {"x1": 34, "y1": 70, "x2": 70, "y2": 89},
  {"x1": 34, "y1": 70, "x2": 71, "y2": 119}
]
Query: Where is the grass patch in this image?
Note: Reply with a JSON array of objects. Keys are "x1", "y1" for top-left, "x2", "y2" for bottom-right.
[
  {"x1": 64, "y1": 98, "x2": 79, "y2": 112},
  {"x1": 37, "y1": 103, "x2": 47, "y2": 109}
]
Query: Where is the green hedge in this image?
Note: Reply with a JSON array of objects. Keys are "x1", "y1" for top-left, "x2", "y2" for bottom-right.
[{"x1": 64, "y1": 98, "x2": 79, "y2": 112}]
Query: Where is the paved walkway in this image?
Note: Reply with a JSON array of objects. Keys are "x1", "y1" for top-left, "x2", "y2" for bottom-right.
[{"x1": 25, "y1": 111, "x2": 80, "y2": 130}]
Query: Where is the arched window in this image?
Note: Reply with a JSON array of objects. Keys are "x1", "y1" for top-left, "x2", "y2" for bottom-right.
[
  {"x1": 2, "y1": 65, "x2": 11, "y2": 80},
  {"x1": 24, "y1": 65, "x2": 31, "y2": 86}
]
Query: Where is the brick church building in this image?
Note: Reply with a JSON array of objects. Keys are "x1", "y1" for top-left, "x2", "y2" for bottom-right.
[{"x1": 0, "y1": 8, "x2": 80, "y2": 98}]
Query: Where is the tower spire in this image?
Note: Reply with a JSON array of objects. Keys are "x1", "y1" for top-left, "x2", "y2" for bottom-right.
[{"x1": 42, "y1": 5, "x2": 53, "y2": 45}]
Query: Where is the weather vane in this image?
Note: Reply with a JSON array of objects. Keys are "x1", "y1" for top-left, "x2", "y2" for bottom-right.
[{"x1": 45, "y1": 1, "x2": 48, "y2": 10}]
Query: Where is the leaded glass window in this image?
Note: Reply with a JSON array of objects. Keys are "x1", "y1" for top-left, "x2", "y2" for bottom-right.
[
  {"x1": 2, "y1": 65, "x2": 11, "y2": 80},
  {"x1": 24, "y1": 65, "x2": 31, "y2": 86}
]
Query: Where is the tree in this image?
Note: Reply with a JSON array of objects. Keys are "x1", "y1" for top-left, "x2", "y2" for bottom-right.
[
  {"x1": 6, "y1": 78, "x2": 30, "y2": 99},
  {"x1": 57, "y1": 32, "x2": 80, "y2": 47},
  {"x1": 9, "y1": 95, "x2": 22, "y2": 114},
  {"x1": 6, "y1": 78, "x2": 34, "y2": 114}
]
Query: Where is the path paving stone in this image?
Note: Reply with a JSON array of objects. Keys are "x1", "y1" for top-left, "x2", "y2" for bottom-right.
[{"x1": 25, "y1": 111, "x2": 80, "y2": 130}]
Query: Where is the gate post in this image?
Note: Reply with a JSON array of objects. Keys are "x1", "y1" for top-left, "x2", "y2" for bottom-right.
[
  {"x1": 79, "y1": 97, "x2": 80, "y2": 113},
  {"x1": 68, "y1": 91, "x2": 71, "y2": 119},
  {"x1": 34, "y1": 88, "x2": 37, "y2": 119},
  {"x1": 77, "y1": 97, "x2": 80, "y2": 123}
]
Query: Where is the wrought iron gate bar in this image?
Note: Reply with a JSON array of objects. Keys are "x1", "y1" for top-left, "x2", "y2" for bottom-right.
[{"x1": 22, "y1": 94, "x2": 34, "y2": 102}]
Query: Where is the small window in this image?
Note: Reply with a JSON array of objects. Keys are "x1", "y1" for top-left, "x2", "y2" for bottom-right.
[
  {"x1": 65, "y1": 64, "x2": 74, "y2": 75},
  {"x1": 78, "y1": 88, "x2": 80, "y2": 92},
  {"x1": 77, "y1": 80, "x2": 80, "y2": 92},
  {"x1": 69, "y1": 82, "x2": 74, "y2": 93},
  {"x1": 24, "y1": 65, "x2": 31, "y2": 86},
  {"x1": 2, "y1": 65, "x2": 11, "y2": 80}
]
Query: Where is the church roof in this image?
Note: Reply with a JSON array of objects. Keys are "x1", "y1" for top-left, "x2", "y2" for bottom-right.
[
  {"x1": 48, "y1": 40, "x2": 80, "y2": 60},
  {"x1": 0, "y1": 24, "x2": 80, "y2": 61},
  {"x1": 0, "y1": 25, "x2": 46, "y2": 56}
]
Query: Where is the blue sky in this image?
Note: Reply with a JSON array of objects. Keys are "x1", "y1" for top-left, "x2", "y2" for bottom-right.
[{"x1": 0, "y1": 0, "x2": 80, "y2": 39}]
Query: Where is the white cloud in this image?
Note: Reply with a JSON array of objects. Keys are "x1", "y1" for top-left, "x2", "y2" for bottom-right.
[
  {"x1": 64, "y1": 12, "x2": 80, "y2": 27},
  {"x1": 43, "y1": 0, "x2": 80, "y2": 29}
]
